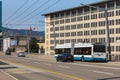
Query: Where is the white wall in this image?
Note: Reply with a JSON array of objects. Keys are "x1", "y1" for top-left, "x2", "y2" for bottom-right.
[{"x1": 3, "y1": 38, "x2": 10, "y2": 52}]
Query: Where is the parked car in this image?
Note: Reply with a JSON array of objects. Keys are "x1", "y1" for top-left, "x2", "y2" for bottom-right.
[
  {"x1": 17, "y1": 51, "x2": 25, "y2": 57},
  {"x1": 56, "y1": 53, "x2": 74, "y2": 62},
  {"x1": 5, "y1": 49, "x2": 11, "y2": 55}
]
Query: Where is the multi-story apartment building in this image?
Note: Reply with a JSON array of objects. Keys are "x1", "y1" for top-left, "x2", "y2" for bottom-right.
[{"x1": 43, "y1": 0, "x2": 120, "y2": 55}]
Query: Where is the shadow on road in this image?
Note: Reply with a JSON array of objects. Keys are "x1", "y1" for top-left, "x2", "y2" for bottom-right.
[
  {"x1": 0, "y1": 61, "x2": 8, "y2": 65},
  {"x1": 97, "y1": 76, "x2": 120, "y2": 80}
]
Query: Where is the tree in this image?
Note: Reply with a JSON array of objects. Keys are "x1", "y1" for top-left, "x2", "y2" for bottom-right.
[{"x1": 29, "y1": 37, "x2": 39, "y2": 53}]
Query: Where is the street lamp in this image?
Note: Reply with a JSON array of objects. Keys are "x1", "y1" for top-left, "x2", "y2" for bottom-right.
[{"x1": 80, "y1": 3, "x2": 111, "y2": 61}]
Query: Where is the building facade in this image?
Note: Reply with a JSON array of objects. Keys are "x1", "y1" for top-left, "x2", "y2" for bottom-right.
[
  {"x1": 0, "y1": 1, "x2": 2, "y2": 51},
  {"x1": 43, "y1": 0, "x2": 120, "y2": 55}
]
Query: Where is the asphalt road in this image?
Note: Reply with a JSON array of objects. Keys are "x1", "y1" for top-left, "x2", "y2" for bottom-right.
[{"x1": 0, "y1": 55, "x2": 120, "y2": 80}]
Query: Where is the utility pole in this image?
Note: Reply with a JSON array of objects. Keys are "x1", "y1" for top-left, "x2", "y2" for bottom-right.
[
  {"x1": 80, "y1": 3, "x2": 111, "y2": 61},
  {"x1": 39, "y1": 21, "x2": 56, "y2": 50}
]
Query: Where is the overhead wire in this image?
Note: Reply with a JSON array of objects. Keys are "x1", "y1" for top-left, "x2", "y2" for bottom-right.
[
  {"x1": 10, "y1": 0, "x2": 39, "y2": 24},
  {"x1": 3, "y1": 0, "x2": 29, "y2": 24},
  {"x1": 13, "y1": 0, "x2": 50, "y2": 24},
  {"x1": 18, "y1": 0, "x2": 60, "y2": 24}
]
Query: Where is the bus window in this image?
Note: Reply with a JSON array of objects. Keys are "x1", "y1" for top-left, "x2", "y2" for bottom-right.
[
  {"x1": 94, "y1": 45, "x2": 105, "y2": 52},
  {"x1": 55, "y1": 49, "x2": 62, "y2": 54},
  {"x1": 82, "y1": 47, "x2": 91, "y2": 55}
]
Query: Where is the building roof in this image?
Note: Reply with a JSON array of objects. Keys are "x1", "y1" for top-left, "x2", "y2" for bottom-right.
[{"x1": 42, "y1": 0, "x2": 112, "y2": 16}]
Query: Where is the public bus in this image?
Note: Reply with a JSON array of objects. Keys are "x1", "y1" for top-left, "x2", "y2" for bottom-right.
[{"x1": 54, "y1": 43, "x2": 108, "y2": 62}]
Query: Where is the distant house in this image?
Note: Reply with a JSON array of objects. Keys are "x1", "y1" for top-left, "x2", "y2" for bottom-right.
[{"x1": 37, "y1": 42, "x2": 45, "y2": 54}]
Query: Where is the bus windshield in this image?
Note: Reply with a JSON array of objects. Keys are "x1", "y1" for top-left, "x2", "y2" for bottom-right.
[{"x1": 93, "y1": 45, "x2": 105, "y2": 52}]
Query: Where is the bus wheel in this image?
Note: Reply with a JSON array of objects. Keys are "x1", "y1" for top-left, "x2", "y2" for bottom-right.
[{"x1": 81, "y1": 56, "x2": 84, "y2": 62}]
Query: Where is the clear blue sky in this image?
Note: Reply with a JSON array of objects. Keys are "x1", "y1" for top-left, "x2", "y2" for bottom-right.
[{"x1": 2, "y1": 0, "x2": 102, "y2": 31}]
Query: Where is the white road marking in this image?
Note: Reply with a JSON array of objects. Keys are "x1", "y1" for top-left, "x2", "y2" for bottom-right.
[
  {"x1": 44, "y1": 63, "x2": 52, "y2": 65},
  {"x1": 93, "y1": 70, "x2": 114, "y2": 75},
  {"x1": 58, "y1": 65, "x2": 71, "y2": 69},
  {"x1": 34, "y1": 62, "x2": 39, "y2": 64},
  {"x1": 0, "y1": 70, "x2": 19, "y2": 80}
]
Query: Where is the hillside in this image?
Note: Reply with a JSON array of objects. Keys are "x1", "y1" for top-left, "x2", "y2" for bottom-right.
[{"x1": 2, "y1": 27, "x2": 44, "y2": 37}]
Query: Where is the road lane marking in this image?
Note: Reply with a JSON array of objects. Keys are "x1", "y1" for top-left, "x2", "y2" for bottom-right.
[
  {"x1": 58, "y1": 65, "x2": 71, "y2": 69},
  {"x1": 34, "y1": 62, "x2": 39, "y2": 64},
  {"x1": 93, "y1": 70, "x2": 113, "y2": 75},
  {"x1": 44, "y1": 63, "x2": 52, "y2": 65},
  {"x1": 0, "y1": 59, "x2": 83, "y2": 80},
  {"x1": 73, "y1": 63, "x2": 120, "y2": 70},
  {"x1": 0, "y1": 70, "x2": 19, "y2": 80}
]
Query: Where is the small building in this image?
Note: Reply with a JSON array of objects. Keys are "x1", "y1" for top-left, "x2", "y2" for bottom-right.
[{"x1": 37, "y1": 42, "x2": 45, "y2": 54}]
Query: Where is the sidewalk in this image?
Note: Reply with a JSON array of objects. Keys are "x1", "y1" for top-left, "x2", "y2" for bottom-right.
[{"x1": 0, "y1": 70, "x2": 16, "y2": 80}]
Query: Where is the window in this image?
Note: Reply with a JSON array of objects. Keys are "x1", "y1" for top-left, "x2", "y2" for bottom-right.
[
  {"x1": 77, "y1": 16, "x2": 83, "y2": 21},
  {"x1": 116, "y1": 37, "x2": 120, "y2": 41},
  {"x1": 91, "y1": 22, "x2": 97, "y2": 27},
  {"x1": 99, "y1": 4, "x2": 105, "y2": 12},
  {"x1": 50, "y1": 34, "x2": 54, "y2": 38},
  {"x1": 71, "y1": 25, "x2": 76, "y2": 29},
  {"x1": 55, "y1": 21, "x2": 59, "y2": 25},
  {"x1": 77, "y1": 8, "x2": 83, "y2": 15},
  {"x1": 84, "y1": 23, "x2": 90, "y2": 28},
  {"x1": 116, "y1": 46, "x2": 120, "y2": 52},
  {"x1": 99, "y1": 21, "x2": 105, "y2": 26},
  {"x1": 50, "y1": 14, "x2": 54, "y2": 20},
  {"x1": 65, "y1": 39, "x2": 70, "y2": 43},
  {"x1": 71, "y1": 32, "x2": 76, "y2": 36},
  {"x1": 50, "y1": 40, "x2": 54, "y2": 44},
  {"x1": 77, "y1": 31, "x2": 83, "y2": 36},
  {"x1": 91, "y1": 14, "x2": 97, "y2": 19},
  {"x1": 77, "y1": 24, "x2": 83, "y2": 29},
  {"x1": 50, "y1": 46, "x2": 54, "y2": 50},
  {"x1": 65, "y1": 19, "x2": 70, "y2": 23},
  {"x1": 111, "y1": 46, "x2": 114, "y2": 51},
  {"x1": 109, "y1": 28, "x2": 114, "y2": 34},
  {"x1": 60, "y1": 12, "x2": 64, "y2": 18},
  {"x1": 84, "y1": 7, "x2": 90, "y2": 14},
  {"x1": 116, "y1": 0, "x2": 120, "y2": 9},
  {"x1": 60, "y1": 26, "x2": 64, "y2": 30},
  {"x1": 91, "y1": 5, "x2": 97, "y2": 13},
  {"x1": 84, "y1": 31, "x2": 90, "y2": 36},
  {"x1": 108, "y1": 11, "x2": 114, "y2": 17},
  {"x1": 65, "y1": 25, "x2": 70, "y2": 30},
  {"x1": 71, "y1": 39, "x2": 76, "y2": 43},
  {"x1": 55, "y1": 14, "x2": 59, "y2": 19},
  {"x1": 84, "y1": 15, "x2": 90, "y2": 20},
  {"x1": 66, "y1": 10, "x2": 70, "y2": 17},
  {"x1": 116, "y1": 28, "x2": 120, "y2": 34},
  {"x1": 116, "y1": 19, "x2": 120, "y2": 25},
  {"x1": 99, "y1": 29, "x2": 105, "y2": 35},
  {"x1": 99, "y1": 13, "x2": 105, "y2": 18},
  {"x1": 91, "y1": 30, "x2": 97, "y2": 35},
  {"x1": 91, "y1": 38, "x2": 97, "y2": 43},
  {"x1": 60, "y1": 33, "x2": 64, "y2": 37},
  {"x1": 60, "y1": 20, "x2": 64, "y2": 24},
  {"x1": 71, "y1": 10, "x2": 76, "y2": 16},
  {"x1": 109, "y1": 20, "x2": 114, "y2": 26},
  {"x1": 71, "y1": 18, "x2": 76, "y2": 22},
  {"x1": 110, "y1": 37, "x2": 114, "y2": 43},
  {"x1": 50, "y1": 28, "x2": 53, "y2": 32},
  {"x1": 99, "y1": 38, "x2": 105, "y2": 43},
  {"x1": 77, "y1": 39, "x2": 83, "y2": 43},
  {"x1": 60, "y1": 40, "x2": 64, "y2": 44},
  {"x1": 116, "y1": 10, "x2": 120, "y2": 16},
  {"x1": 107, "y1": 1, "x2": 114, "y2": 10},
  {"x1": 55, "y1": 27, "x2": 59, "y2": 31},
  {"x1": 65, "y1": 32, "x2": 70, "y2": 37}
]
